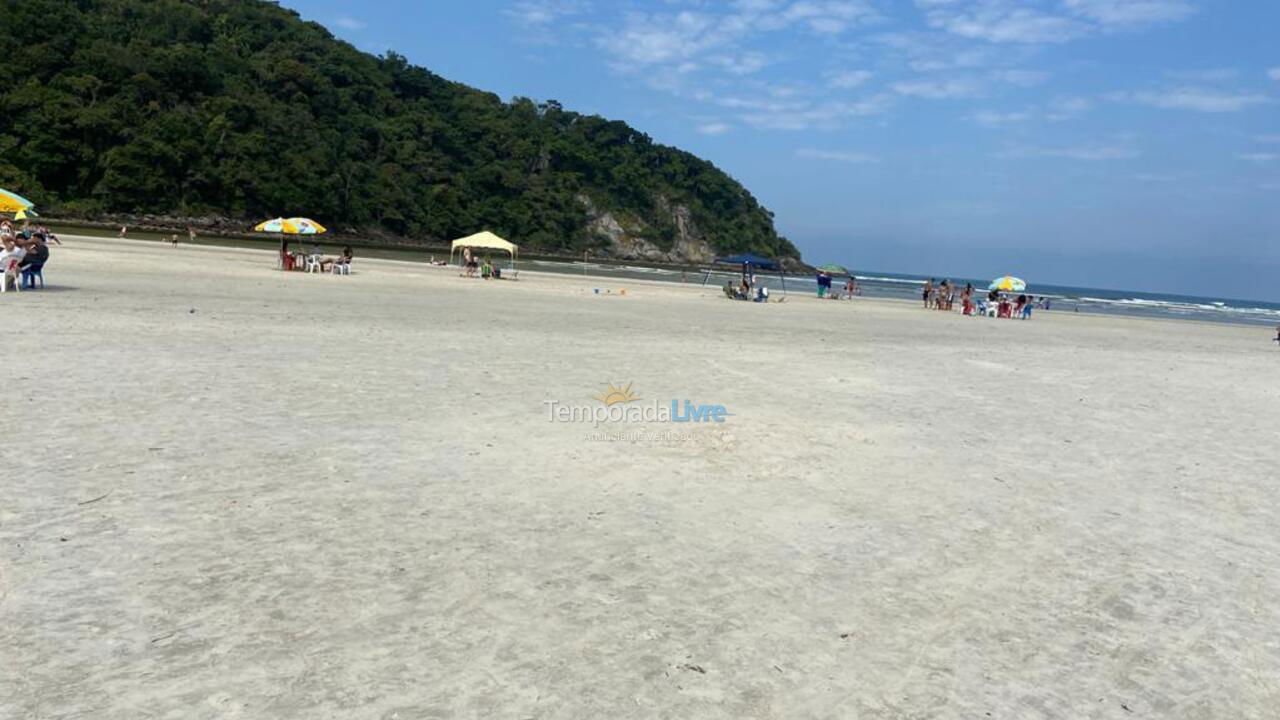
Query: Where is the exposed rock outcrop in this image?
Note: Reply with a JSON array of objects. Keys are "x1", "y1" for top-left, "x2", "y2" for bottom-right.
[{"x1": 578, "y1": 194, "x2": 717, "y2": 264}]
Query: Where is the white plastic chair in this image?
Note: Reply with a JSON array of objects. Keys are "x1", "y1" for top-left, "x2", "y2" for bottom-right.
[
  {"x1": 1, "y1": 260, "x2": 19, "y2": 293},
  {"x1": 305, "y1": 254, "x2": 323, "y2": 273},
  {"x1": 331, "y1": 261, "x2": 350, "y2": 276}
]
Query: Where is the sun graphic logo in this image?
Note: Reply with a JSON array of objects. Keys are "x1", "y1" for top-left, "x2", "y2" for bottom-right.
[{"x1": 595, "y1": 382, "x2": 640, "y2": 406}]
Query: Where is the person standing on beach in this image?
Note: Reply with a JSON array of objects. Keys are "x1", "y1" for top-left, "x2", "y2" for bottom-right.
[
  {"x1": 816, "y1": 271, "x2": 831, "y2": 298},
  {"x1": 923, "y1": 279, "x2": 933, "y2": 308},
  {"x1": 118, "y1": 225, "x2": 127, "y2": 238}
]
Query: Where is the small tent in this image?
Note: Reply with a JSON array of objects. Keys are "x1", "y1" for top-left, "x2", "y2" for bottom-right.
[{"x1": 450, "y1": 231, "x2": 518, "y2": 274}]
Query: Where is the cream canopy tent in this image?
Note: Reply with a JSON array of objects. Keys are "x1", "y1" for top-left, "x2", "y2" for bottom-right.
[{"x1": 450, "y1": 231, "x2": 518, "y2": 271}]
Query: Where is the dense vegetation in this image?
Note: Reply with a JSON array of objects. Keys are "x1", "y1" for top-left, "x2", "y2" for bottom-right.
[{"x1": 0, "y1": 0, "x2": 800, "y2": 259}]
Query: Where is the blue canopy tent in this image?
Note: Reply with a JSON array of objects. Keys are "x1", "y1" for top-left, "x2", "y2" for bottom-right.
[{"x1": 701, "y1": 253, "x2": 787, "y2": 297}]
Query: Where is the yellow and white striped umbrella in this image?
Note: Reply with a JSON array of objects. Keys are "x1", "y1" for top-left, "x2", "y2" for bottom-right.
[
  {"x1": 988, "y1": 275, "x2": 1027, "y2": 292},
  {"x1": 253, "y1": 217, "x2": 327, "y2": 235}
]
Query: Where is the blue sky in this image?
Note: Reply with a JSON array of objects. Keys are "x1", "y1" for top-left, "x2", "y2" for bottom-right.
[{"x1": 281, "y1": 0, "x2": 1280, "y2": 300}]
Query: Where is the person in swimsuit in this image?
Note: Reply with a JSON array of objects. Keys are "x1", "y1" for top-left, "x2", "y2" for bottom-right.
[{"x1": 923, "y1": 279, "x2": 934, "y2": 308}]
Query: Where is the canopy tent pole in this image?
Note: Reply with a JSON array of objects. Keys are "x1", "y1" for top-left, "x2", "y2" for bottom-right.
[
  {"x1": 779, "y1": 268, "x2": 787, "y2": 297},
  {"x1": 700, "y1": 267, "x2": 713, "y2": 287}
]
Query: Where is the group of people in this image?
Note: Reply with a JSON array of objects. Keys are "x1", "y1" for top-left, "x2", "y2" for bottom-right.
[
  {"x1": 816, "y1": 271, "x2": 859, "y2": 300},
  {"x1": 723, "y1": 277, "x2": 770, "y2": 302},
  {"x1": 279, "y1": 240, "x2": 353, "y2": 274},
  {"x1": 722, "y1": 265, "x2": 771, "y2": 302},
  {"x1": 1, "y1": 219, "x2": 58, "y2": 291},
  {"x1": 460, "y1": 248, "x2": 503, "y2": 279},
  {"x1": 923, "y1": 279, "x2": 1048, "y2": 319}
]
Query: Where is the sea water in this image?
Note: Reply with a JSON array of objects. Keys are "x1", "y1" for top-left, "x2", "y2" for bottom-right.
[{"x1": 528, "y1": 260, "x2": 1280, "y2": 327}]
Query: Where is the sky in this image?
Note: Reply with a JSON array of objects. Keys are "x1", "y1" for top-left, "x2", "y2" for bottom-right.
[{"x1": 281, "y1": 0, "x2": 1280, "y2": 301}]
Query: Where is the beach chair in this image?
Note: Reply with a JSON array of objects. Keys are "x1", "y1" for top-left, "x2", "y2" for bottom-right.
[
  {"x1": 305, "y1": 254, "x2": 323, "y2": 273},
  {"x1": 21, "y1": 262, "x2": 45, "y2": 289},
  {"x1": 330, "y1": 260, "x2": 350, "y2": 275}
]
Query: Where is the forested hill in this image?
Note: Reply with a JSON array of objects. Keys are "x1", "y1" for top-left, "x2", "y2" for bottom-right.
[{"x1": 0, "y1": 0, "x2": 801, "y2": 263}]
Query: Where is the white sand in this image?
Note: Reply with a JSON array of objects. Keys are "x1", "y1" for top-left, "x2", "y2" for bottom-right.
[{"x1": 2, "y1": 236, "x2": 1277, "y2": 719}]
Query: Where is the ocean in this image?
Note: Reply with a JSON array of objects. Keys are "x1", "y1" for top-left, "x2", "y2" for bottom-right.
[{"x1": 527, "y1": 260, "x2": 1280, "y2": 327}]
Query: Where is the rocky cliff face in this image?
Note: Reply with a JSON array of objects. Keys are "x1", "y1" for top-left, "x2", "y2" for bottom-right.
[{"x1": 579, "y1": 194, "x2": 717, "y2": 264}]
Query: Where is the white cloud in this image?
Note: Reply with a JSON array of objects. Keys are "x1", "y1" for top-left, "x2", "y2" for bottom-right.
[
  {"x1": 919, "y1": 2, "x2": 1088, "y2": 44},
  {"x1": 1046, "y1": 95, "x2": 1093, "y2": 120},
  {"x1": 1134, "y1": 172, "x2": 1182, "y2": 182},
  {"x1": 828, "y1": 70, "x2": 873, "y2": 88},
  {"x1": 697, "y1": 122, "x2": 732, "y2": 135},
  {"x1": 994, "y1": 69, "x2": 1049, "y2": 87},
  {"x1": 875, "y1": 31, "x2": 997, "y2": 73},
  {"x1": 506, "y1": 0, "x2": 588, "y2": 25},
  {"x1": 1122, "y1": 87, "x2": 1271, "y2": 112},
  {"x1": 1165, "y1": 68, "x2": 1239, "y2": 82},
  {"x1": 594, "y1": 1, "x2": 879, "y2": 75},
  {"x1": 972, "y1": 110, "x2": 1031, "y2": 126},
  {"x1": 711, "y1": 51, "x2": 771, "y2": 75},
  {"x1": 892, "y1": 77, "x2": 983, "y2": 98},
  {"x1": 1269, "y1": 68, "x2": 1280, "y2": 81},
  {"x1": 917, "y1": 0, "x2": 1196, "y2": 44},
  {"x1": 332, "y1": 15, "x2": 366, "y2": 30},
  {"x1": 1002, "y1": 143, "x2": 1139, "y2": 160},
  {"x1": 1237, "y1": 153, "x2": 1278, "y2": 163},
  {"x1": 599, "y1": 11, "x2": 725, "y2": 67},
  {"x1": 1062, "y1": 0, "x2": 1196, "y2": 27},
  {"x1": 781, "y1": 1, "x2": 880, "y2": 34},
  {"x1": 796, "y1": 148, "x2": 879, "y2": 163},
  {"x1": 739, "y1": 95, "x2": 893, "y2": 130}
]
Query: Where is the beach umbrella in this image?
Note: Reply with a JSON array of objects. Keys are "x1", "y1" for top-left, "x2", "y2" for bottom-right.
[
  {"x1": 989, "y1": 275, "x2": 1027, "y2": 292},
  {"x1": 253, "y1": 217, "x2": 327, "y2": 235},
  {"x1": 1, "y1": 188, "x2": 35, "y2": 213},
  {"x1": 817, "y1": 263, "x2": 849, "y2": 275},
  {"x1": 14, "y1": 208, "x2": 38, "y2": 220}
]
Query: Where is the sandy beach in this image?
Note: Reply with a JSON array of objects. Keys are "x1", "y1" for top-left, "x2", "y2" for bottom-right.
[{"x1": 2, "y1": 235, "x2": 1277, "y2": 719}]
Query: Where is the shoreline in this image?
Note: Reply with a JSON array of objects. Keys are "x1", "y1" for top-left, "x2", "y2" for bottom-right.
[
  {"x1": 42, "y1": 231, "x2": 1280, "y2": 330},
  {"x1": 38, "y1": 233, "x2": 1274, "y2": 336}
]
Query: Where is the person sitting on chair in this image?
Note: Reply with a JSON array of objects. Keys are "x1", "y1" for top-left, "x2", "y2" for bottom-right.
[
  {"x1": 19, "y1": 237, "x2": 49, "y2": 288},
  {"x1": 1, "y1": 236, "x2": 26, "y2": 291},
  {"x1": 755, "y1": 285, "x2": 769, "y2": 303},
  {"x1": 326, "y1": 246, "x2": 353, "y2": 273}
]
